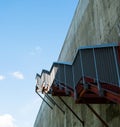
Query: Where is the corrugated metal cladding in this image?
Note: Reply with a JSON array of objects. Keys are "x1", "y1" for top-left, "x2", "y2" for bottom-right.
[
  {"x1": 65, "y1": 65, "x2": 74, "y2": 88},
  {"x1": 54, "y1": 64, "x2": 65, "y2": 89},
  {"x1": 53, "y1": 64, "x2": 74, "y2": 88},
  {"x1": 80, "y1": 49, "x2": 96, "y2": 80},
  {"x1": 72, "y1": 51, "x2": 82, "y2": 86},
  {"x1": 95, "y1": 47, "x2": 119, "y2": 85},
  {"x1": 37, "y1": 44, "x2": 120, "y2": 92}
]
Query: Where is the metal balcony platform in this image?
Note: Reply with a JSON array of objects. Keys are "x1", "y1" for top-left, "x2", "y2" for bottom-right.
[{"x1": 36, "y1": 43, "x2": 120, "y2": 104}]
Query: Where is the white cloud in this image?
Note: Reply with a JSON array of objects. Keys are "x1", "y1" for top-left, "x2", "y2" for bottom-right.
[
  {"x1": 11, "y1": 72, "x2": 24, "y2": 80},
  {"x1": 0, "y1": 114, "x2": 16, "y2": 127},
  {"x1": 0, "y1": 75, "x2": 5, "y2": 80}
]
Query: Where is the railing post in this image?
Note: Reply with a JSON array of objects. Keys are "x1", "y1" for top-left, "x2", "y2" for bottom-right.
[
  {"x1": 113, "y1": 46, "x2": 120, "y2": 87},
  {"x1": 72, "y1": 66, "x2": 77, "y2": 99},
  {"x1": 79, "y1": 50, "x2": 87, "y2": 89},
  {"x1": 93, "y1": 48, "x2": 103, "y2": 96},
  {"x1": 64, "y1": 65, "x2": 67, "y2": 94}
]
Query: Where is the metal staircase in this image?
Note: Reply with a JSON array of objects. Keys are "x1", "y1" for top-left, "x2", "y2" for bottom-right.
[{"x1": 36, "y1": 43, "x2": 120, "y2": 104}]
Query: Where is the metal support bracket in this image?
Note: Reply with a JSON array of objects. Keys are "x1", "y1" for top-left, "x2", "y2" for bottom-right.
[
  {"x1": 36, "y1": 91, "x2": 53, "y2": 110},
  {"x1": 58, "y1": 96, "x2": 84, "y2": 126},
  {"x1": 86, "y1": 104, "x2": 109, "y2": 127},
  {"x1": 45, "y1": 94, "x2": 65, "y2": 114}
]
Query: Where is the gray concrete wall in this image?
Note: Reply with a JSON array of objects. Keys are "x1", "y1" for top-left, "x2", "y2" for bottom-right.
[
  {"x1": 58, "y1": 0, "x2": 120, "y2": 62},
  {"x1": 34, "y1": 0, "x2": 120, "y2": 127}
]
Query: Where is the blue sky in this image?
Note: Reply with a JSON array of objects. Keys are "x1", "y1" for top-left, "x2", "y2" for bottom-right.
[{"x1": 0, "y1": 0, "x2": 78, "y2": 127}]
